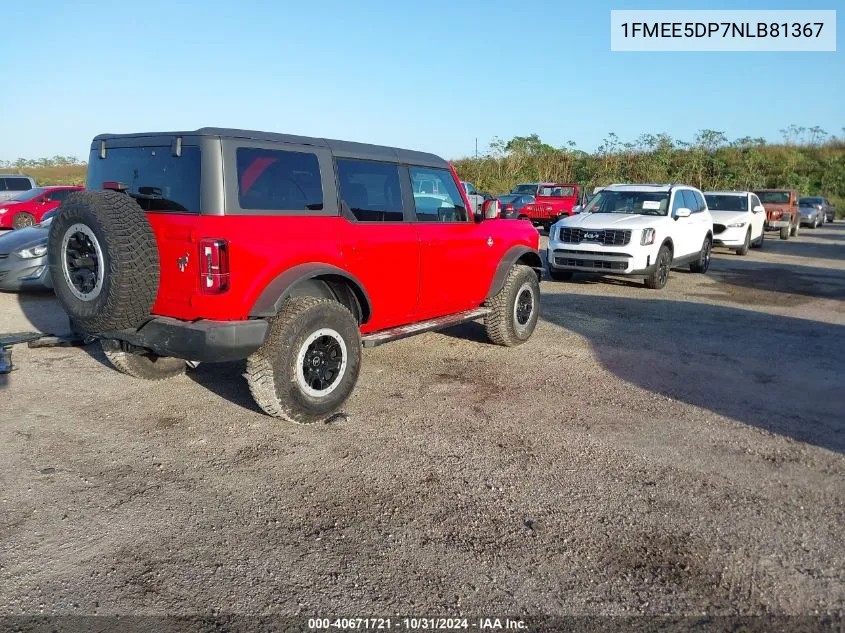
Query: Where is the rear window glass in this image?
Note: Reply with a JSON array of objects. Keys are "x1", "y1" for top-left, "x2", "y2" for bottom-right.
[
  {"x1": 237, "y1": 148, "x2": 323, "y2": 211},
  {"x1": 87, "y1": 146, "x2": 201, "y2": 213},
  {"x1": 336, "y1": 159, "x2": 403, "y2": 222},
  {"x1": 1, "y1": 177, "x2": 33, "y2": 191},
  {"x1": 705, "y1": 194, "x2": 748, "y2": 212},
  {"x1": 511, "y1": 184, "x2": 538, "y2": 195}
]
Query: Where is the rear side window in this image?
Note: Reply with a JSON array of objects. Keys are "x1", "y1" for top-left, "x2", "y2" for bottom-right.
[
  {"x1": 87, "y1": 146, "x2": 201, "y2": 213},
  {"x1": 410, "y1": 167, "x2": 468, "y2": 222},
  {"x1": 237, "y1": 148, "x2": 323, "y2": 211},
  {"x1": 1, "y1": 177, "x2": 32, "y2": 191},
  {"x1": 47, "y1": 189, "x2": 73, "y2": 202},
  {"x1": 336, "y1": 159, "x2": 403, "y2": 222}
]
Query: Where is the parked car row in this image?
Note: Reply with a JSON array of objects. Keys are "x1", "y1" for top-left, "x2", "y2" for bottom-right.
[{"x1": 541, "y1": 182, "x2": 836, "y2": 291}]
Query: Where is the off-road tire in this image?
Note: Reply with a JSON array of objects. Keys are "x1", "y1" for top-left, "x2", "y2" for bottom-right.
[
  {"x1": 645, "y1": 244, "x2": 671, "y2": 289},
  {"x1": 246, "y1": 297, "x2": 361, "y2": 423},
  {"x1": 779, "y1": 226, "x2": 790, "y2": 240},
  {"x1": 101, "y1": 340, "x2": 186, "y2": 381},
  {"x1": 48, "y1": 191, "x2": 159, "y2": 333},
  {"x1": 689, "y1": 235, "x2": 712, "y2": 273},
  {"x1": 736, "y1": 229, "x2": 751, "y2": 256},
  {"x1": 548, "y1": 268, "x2": 573, "y2": 281},
  {"x1": 484, "y1": 264, "x2": 540, "y2": 347},
  {"x1": 12, "y1": 212, "x2": 36, "y2": 229}
]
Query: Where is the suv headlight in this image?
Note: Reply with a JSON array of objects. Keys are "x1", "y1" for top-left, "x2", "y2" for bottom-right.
[
  {"x1": 16, "y1": 244, "x2": 48, "y2": 259},
  {"x1": 640, "y1": 228, "x2": 656, "y2": 245},
  {"x1": 728, "y1": 221, "x2": 747, "y2": 228}
]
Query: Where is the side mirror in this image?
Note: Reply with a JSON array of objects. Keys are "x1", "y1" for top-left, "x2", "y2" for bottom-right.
[
  {"x1": 480, "y1": 198, "x2": 500, "y2": 221},
  {"x1": 572, "y1": 205, "x2": 582, "y2": 214},
  {"x1": 675, "y1": 208, "x2": 692, "y2": 218},
  {"x1": 753, "y1": 205, "x2": 765, "y2": 213}
]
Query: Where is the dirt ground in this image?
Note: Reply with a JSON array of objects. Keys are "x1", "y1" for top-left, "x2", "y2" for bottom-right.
[{"x1": 1, "y1": 223, "x2": 843, "y2": 629}]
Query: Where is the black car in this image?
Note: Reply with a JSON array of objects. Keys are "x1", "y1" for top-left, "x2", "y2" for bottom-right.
[{"x1": 496, "y1": 194, "x2": 536, "y2": 219}]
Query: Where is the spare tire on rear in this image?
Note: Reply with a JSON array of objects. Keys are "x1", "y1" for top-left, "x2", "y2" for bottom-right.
[{"x1": 48, "y1": 190, "x2": 160, "y2": 333}]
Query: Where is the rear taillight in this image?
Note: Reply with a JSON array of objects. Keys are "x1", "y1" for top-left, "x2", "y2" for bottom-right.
[{"x1": 199, "y1": 238, "x2": 229, "y2": 294}]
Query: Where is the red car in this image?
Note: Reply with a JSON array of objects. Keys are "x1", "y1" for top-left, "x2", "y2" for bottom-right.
[
  {"x1": 510, "y1": 182, "x2": 583, "y2": 231},
  {"x1": 47, "y1": 128, "x2": 542, "y2": 424},
  {"x1": 0, "y1": 186, "x2": 84, "y2": 229}
]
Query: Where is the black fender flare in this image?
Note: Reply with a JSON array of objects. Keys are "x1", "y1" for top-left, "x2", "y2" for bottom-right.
[
  {"x1": 249, "y1": 263, "x2": 372, "y2": 323},
  {"x1": 486, "y1": 246, "x2": 543, "y2": 299}
]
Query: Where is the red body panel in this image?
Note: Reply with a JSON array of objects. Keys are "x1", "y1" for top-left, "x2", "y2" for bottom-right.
[
  {"x1": 147, "y1": 213, "x2": 539, "y2": 334},
  {"x1": 0, "y1": 186, "x2": 83, "y2": 228}
]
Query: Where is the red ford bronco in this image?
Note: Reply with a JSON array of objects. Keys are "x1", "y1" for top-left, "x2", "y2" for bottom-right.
[{"x1": 48, "y1": 129, "x2": 542, "y2": 423}]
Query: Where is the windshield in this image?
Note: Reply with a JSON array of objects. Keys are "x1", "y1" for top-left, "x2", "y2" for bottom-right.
[
  {"x1": 583, "y1": 190, "x2": 669, "y2": 215},
  {"x1": 538, "y1": 185, "x2": 575, "y2": 197},
  {"x1": 755, "y1": 191, "x2": 790, "y2": 204},
  {"x1": 87, "y1": 145, "x2": 201, "y2": 213},
  {"x1": 800, "y1": 197, "x2": 823, "y2": 206},
  {"x1": 511, "y1": 184, "x2": 538, "y2": 195},
  {"x1": 10, "y1": 187, "x2": 46, "y2": 202},
  {"x1": 705, "y1": 194, "x2": 748, "y2": 212}
]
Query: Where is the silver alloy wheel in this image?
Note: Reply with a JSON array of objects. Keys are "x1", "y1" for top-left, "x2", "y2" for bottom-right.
[
  {"x1": 513, "y1": 282, "x2": 535, "y2": 332},
  {"x1": 295, "y1": 328, "x2": 348, "y2": 398},
  {"x1": 61, "y1": 223, "x2": 105, "y2": 301}
]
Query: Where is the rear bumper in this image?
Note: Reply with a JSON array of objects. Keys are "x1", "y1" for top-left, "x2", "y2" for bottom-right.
[{"x1": 100, "y1": 317, "x2": 270, "y2": 363}]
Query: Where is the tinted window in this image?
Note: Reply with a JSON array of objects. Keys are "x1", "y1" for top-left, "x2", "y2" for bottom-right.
[
  {"x1": 47, "y1": 189, "x2": 73, "y2": 202},
  {"x1": 2, "y1": 177, "x2": 32, "y2": 191},
  {"x1": 410, "y1": 167, "x2": 468, "y2": 222},
  {"x1": 87, "y1": 146, "x2": 201, "y2": 212},
  {"x1": 681, "y1": 190, "x2": 699, "y2": 212},
  {"x1": 693, "y1": 190, "x2": 706, "y2": 212},
  {"x1": 705, "y1": 194, "x2": 747, "y2": 212},
  {"x1": 237, "y1": 148, "x2": 322, "y2": 212},
  {"x1": 672, "y1": 191, "x2": 688, "y2": 213},
  {"x1": 336, "y1": 159, "x2": 403, "y2": 222},
  {"x1": 755, "y1": 191, "x2": 790, "y2": 204}
]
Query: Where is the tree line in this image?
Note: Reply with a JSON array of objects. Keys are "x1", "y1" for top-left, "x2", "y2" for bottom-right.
[{"x1": 453, "y1": 127, "x2": 845, "y2": 212}]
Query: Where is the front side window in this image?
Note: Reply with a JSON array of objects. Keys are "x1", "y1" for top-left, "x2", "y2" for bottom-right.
[
  {"x1": 88, "y1": 146, "x2": 201, "y2": 212},
  {"x1": 46, "y1": 189, "x2": 73, "y2": 202},
  {"x1": 465, "y1": 182, "x2": 478, "y2": 196},
  {"x1": 751, "y1": 195, "x2": 762, "y2": 209},
  {"x1": 584, "y1": 190, "x2": 669, "y2": 216},
  {"x1": 681, "y1": 190, "x2": 699, "y2": 213},
  {"x1": 237, "y1": 148, "x2": 323, "y2": 211},
  {"x1": 336, "y1": 159, "x2": 403, "y2": 222},
  {"x1": 410, "y1": 167, "x2": 468, "y2": 222}
]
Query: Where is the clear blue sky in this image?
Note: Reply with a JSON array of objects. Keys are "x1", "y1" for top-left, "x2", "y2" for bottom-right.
[{"x1": 0, "y1": 0, "x2": 841, "y2": 161}]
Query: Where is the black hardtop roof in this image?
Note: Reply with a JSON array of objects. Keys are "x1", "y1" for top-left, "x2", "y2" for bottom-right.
[{"x1": 91, "y1": 128, "x2": 448, "y2": 168}]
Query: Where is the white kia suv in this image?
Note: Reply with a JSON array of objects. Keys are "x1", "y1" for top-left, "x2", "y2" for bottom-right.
[{"x1": 547, "y1": 184, "x2": 713, "y2": 289}]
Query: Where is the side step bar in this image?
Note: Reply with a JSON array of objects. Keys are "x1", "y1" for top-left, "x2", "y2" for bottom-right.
[{"x1": 361, "y1": 307, "x2": 490, "y2": 348}]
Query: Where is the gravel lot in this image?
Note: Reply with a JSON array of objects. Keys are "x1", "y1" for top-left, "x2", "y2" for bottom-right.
[{"x1": 1, "y1": 223, "x2": 843, "y2": 627}]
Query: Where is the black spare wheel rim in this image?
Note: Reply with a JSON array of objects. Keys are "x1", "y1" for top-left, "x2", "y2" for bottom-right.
[
  {"x1": 514, "y1": 284, "x2": 535, "y2": 328},
  {"x1": 61, "y1": 223, "x2": 105, "y2": 301},
  {"x1": 296, "y1": 328, "x2": 347, "y2": 397}
]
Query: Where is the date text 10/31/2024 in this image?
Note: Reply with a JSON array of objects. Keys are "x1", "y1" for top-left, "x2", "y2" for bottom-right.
[{"x1": 307, "y1": 617, "x2": 528, "y2": 630}]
